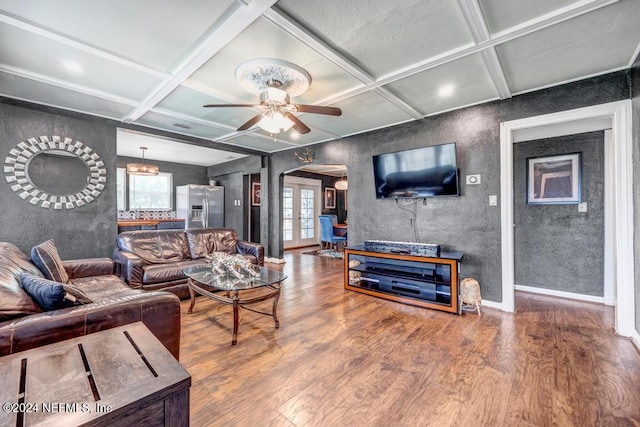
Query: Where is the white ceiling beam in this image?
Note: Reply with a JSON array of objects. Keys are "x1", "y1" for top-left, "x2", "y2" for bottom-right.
[
  {"x1": 150, "y1": 107, "x2": 239, "y2": 133},
  {"x1": 122, "y1": 0, "x2": 278, "y2": 124},
  {"x1": 181, "y1": 79, "x2": 257, "y2": 105},
  {"x1": 0, "y1": 13, "x2": 168, "y2": 79},
  {"x1": 0, "y1": 63, "x2": 138, "y2": 106},
  {"x1": 456, "y1": 0, "x2": 511, "y2": 99},
  {"x1": 319, "y1": 0, "x2": 619, "y2": 106},
  {"x1": 628, "y1": 39, "x2": 640, "y2": 68},
  {"x1": 263, "y1": 8, "x2": 375, "y2": 83},
  {"x1": 263, "y1": 8, "x2": 424, "y2": 119},
  {"x1": 490, "y1": 0, "x2": 618, "y2": 44},
  {"x1": 480, "y1": 49, "x2": 511, "y2": 99},
  {"x1": 149, "y1": 107, "x2": 300, "y2": 147},
  {"x1": 144, "y1": 0, "x2": 616, "y2": 143}
]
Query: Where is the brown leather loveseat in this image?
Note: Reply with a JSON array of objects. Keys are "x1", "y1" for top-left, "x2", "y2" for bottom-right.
[
  {"x1": 0, "y1": 242, "x2": 181, "y2": 359},
  {"x1": 112, "y1": 228, "x2": 264, "y2": 299}
]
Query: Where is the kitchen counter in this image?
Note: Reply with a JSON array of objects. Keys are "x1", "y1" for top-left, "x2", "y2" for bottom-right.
[
  {"x1": 117, "y1": 219, "x2": 185, "y2": 226},
  {"x1": 118, "y1": 219, "x2": 185, "y2": 232}
]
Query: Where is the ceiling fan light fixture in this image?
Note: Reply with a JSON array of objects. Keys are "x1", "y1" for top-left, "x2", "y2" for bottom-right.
[
  {"x1": 261, "y1": 87, "x2": 290, "y2": 104},
  {"x1": 127, "y1": 147, "x2": 159, "y2": 176},
  {"x1": 258, "y1": 111, "x2": 295, "y2": 134}
]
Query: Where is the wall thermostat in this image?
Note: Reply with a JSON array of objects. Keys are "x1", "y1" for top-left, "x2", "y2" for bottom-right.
[{"x1": 466, "y1": 174, "x2": 481, "y2": 185}]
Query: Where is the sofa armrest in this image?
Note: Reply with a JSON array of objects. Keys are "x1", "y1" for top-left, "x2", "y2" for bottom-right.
[
  {"x1": 112, "y1": 249, "x2": 147, "y2": 289},
  {"x1": 237, "y1": 240, "x2": 264, "y2": 266},
  {"x1": 0, "y1": 291, "x2": 181, "y2": 359},
  {"x1": 63, "y1": 258, "x2": 114, "y2": 279}
]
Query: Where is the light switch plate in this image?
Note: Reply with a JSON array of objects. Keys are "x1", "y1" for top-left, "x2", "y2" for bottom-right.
[
  {"x1": 489, "y1": 195, "x2": 497, "y2": 206},
  {"x1": 578, "y1": 202, "x2": 587, "y2": 212},
  {"x1": 466, "y1": 174, "x2": 481, "y2": 185}
]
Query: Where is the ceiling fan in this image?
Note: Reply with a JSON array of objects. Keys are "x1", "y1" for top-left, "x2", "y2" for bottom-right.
[{"x1": 203, "y1": 59, "x2": 341, "y2": 135}]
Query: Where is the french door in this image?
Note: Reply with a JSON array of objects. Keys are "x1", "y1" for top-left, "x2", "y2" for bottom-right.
[{"x1": 283, "y1": 176, "x2": 321, "y2": 249}]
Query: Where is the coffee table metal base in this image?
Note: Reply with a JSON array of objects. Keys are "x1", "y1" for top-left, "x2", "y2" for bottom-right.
[{"x1": 187, "y1": 278, "x2": 281, "y2": 345}]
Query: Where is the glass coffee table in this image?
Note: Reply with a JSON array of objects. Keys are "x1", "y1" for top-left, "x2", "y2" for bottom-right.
[{"x1": 184, "y1": 264, "x2": 287, "y2": 345}]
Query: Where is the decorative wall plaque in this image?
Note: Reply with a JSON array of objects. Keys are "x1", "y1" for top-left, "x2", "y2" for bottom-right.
[{"x1": 3, "y1": 136, "x2": 107, "y2": 210}]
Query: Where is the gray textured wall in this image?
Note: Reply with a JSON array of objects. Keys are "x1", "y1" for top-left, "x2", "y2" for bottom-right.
[
  {"x1": 0, "y1": 98, "x2": 255, "y2": 260},
  {"x1": 116, "y1": 155, "x2": 208, "y2": 210},
  {"x1": 263, "y1": 71, "x2": 629, "y2": 303},
  {"x1": 214, "y1": 172, "x2": 244, "y2": 238},
  {"x1": 207, "y1": 155, "x2": 262, "y2": 178},
  {"x1": 208, "y1": 156, "x2": 263, "y2": 241},
  {"x1": 632, "y1": 53, "x2": 640, "y2": 333},
  {"x1": 513, "y1": 132, "x2": 604, "y2": 296},
  {"x1": 0, "y1": 103, "x2": 117, "y2": 259}
]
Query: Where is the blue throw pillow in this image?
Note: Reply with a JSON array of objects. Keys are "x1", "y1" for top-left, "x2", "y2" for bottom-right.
[
  {"x1": 19, "y1": 272, "x2": 70, "y2": 311},
  {"x1": 31, "y1": 240, "x2": 69, "y2": 283}
]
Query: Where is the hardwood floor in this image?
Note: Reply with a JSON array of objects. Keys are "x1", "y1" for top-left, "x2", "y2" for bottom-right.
[{"x1": 180, "y1": 247, "x2": 640, "y2": 426}]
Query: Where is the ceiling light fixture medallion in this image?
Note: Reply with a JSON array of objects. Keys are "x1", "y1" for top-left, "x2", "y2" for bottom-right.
[
  {"x1": 204, "y1": 58, "x2": 342, "y2": 135},
  {"x1": 127, "y1": 146, "x2": 159, "y2": 176}
]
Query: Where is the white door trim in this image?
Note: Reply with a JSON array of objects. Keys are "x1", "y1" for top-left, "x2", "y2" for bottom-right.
[{"x1": 500, "y1": 100, "x2": 634, "y2": 336}]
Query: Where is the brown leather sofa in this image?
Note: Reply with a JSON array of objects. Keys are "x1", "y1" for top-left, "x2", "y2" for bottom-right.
[
  {"x1": 112, "y1": 228, "x2": 264, "y2": 299},
  {"x1": 0, "y1": 242, "x2": 181, "y2": 359}
]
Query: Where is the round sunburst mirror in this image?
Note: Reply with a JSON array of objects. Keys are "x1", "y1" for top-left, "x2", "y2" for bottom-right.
[{"x1": 3, "y1": 135, "x2": 107, "y2": 210}]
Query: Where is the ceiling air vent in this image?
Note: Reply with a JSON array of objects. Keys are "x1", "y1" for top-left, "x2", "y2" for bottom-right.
[{"x1": 173, "y1": 123, "x2": 191, "y2": 129}]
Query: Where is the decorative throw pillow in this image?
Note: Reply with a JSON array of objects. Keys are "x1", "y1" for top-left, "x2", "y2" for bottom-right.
[
  {"x1": 20, "y1": 272, "x2": 70, "y2": 311},
  {"x1": 31, "y1": 240, "x2": 69, "y2": 283},
  {"x1": 62, "y1": 283, "x2": 93, "y2": 304},
  {"x1": 19, "y1": 273, "x2": 92, "y2": 311}
]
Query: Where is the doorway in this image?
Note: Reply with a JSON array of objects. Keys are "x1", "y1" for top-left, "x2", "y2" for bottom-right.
[
  {"x1": 513, "y1": 131, "x2": 606, "y2": 302},
  {"x1": 283, "y1": 176, "x2": 321, "y2": 249},
  {"x1": 500, "y1": 100, "x2": 634, "y2": 336}
]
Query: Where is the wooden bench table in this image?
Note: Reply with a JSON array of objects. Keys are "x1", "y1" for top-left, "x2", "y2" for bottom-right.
[{"x1": 0, "y1": 323, "x2": 191, "y2": 427}]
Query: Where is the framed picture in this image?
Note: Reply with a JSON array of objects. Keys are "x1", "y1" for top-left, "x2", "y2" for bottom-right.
[
  {"x1": 251, "y1": 182, "x2": 261, "y2": 206},
  {"x1": 527, "y1": 153, "x2": 581, "y2": 205},
  {"x1": 324, "y1": 187, "x2": 336, "y2": 209}
]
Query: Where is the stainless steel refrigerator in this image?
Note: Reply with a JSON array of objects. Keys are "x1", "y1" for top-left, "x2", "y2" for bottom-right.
[{"x1": 176, "y1": 185, "x2": 224, "y2": 229}]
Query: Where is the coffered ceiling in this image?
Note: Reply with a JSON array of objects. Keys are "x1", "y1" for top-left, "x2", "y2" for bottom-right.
[{"x1": 0, "y1": 0, "x2": 638, "y2": 164}]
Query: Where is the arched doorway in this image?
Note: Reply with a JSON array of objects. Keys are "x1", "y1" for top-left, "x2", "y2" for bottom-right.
[{"x1": 282, "y1": 164, "x2": 348, "y2": 250}]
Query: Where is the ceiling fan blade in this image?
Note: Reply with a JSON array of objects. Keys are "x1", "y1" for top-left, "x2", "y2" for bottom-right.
[
  {"x1": 285, "y1": 113, "x2": 311, "y2": 134},
  {"x1": 237, "y1": 114, "x2": 264, "y2": 131},
  {"x1": 294, "y1": 104, "x2": 342, "y2": 116},
  {"x1": 203, "y1": 104, "x2": 256, "y2": 108}
]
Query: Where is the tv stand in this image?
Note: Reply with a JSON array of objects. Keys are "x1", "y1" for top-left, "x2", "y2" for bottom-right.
[{"x1": 344, "y1": 246, "x2": 463, "y2": 313}]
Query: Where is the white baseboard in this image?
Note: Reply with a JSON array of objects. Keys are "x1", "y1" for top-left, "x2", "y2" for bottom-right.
[
  {"x1": 515, "y1": 284, "x2": 604, "y2": 304},
  {"x1": 632, "y1": 330, "x2": 640, "y2": 353},
  {"x1": 265, "y1": 257, "x2": 286, "y2": 264},
  {"x1": 481, "y1": 299, "x2": 502, "y2": 310}
]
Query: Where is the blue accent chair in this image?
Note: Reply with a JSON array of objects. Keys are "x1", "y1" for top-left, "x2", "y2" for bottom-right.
[{"x1": 319, "y1": 215, "x2": 347, "y2": 253}]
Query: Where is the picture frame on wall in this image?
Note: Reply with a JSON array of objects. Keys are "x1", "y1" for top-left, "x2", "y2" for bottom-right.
[
  {"x1": 324, "y1": 187, "x2": 336, "y2": 209},
  {"x1": 251, "y1": 182, "x2": 261, "y2": 206},
  {"x1": 527, "y1": 153, "x2": 581, "y2": 205}
]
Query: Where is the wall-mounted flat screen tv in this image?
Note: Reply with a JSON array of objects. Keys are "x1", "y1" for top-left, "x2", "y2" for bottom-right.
[{"x1": 372, "y1": 142, "x2": 459, "y2": 199}]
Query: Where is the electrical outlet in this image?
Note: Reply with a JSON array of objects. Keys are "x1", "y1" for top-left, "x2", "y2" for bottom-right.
[{"x1": 466, "y1": 174, "x2": 481, "y2": 185}]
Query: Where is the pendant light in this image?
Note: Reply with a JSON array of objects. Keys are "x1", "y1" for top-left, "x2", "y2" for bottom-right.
[
  {"x1": 334, "y1": 179, "x2": 348, "y2": 190},
  {"x1": 126, "y1": 146, "x2": 159, "y2": 176},
  {"x1": 335, "y1": 167, "x2": 348, "y2": 190}
]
